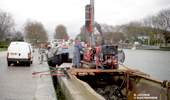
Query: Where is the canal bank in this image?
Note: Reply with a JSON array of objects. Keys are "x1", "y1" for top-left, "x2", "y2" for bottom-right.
[
  {"x1": 119, "y1": 44, "x2": 170, "y2": 50},
  {"x1": 34, "y1": 57, "x2": 57, "y2": 100}
]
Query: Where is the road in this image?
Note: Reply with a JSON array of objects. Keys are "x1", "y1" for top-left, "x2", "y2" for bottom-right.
[{"x1": 0, "y1": 49, "x2": 56, "y2": 100}]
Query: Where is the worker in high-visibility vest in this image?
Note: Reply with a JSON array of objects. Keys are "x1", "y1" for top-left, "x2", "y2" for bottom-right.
[{"x1": 74, "y1": 36, "x2": 84, "y2": 68}]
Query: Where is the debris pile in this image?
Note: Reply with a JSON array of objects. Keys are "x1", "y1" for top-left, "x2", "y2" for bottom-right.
[{"x1": 94, "y1": 85, "x2": 127, "y2": 100}]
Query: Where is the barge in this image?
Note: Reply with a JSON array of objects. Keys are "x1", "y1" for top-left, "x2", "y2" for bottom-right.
[{"x1": 53, "y1": 63, "x2": 170, "y2": 100}]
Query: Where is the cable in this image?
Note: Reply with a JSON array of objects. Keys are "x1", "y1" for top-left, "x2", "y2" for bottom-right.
[{"x1": 119, "y1": 63, "x2": 150, "y2": 77}]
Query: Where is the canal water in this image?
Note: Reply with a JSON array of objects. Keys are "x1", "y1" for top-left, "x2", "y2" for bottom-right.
[{"x1": 119, "y1": 49, "x2": 170, "y2": 81}]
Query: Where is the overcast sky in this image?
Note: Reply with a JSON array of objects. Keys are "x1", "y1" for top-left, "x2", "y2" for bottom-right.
[{"x1": 0, "y1": 0, "x2": 170, "y2": 40}]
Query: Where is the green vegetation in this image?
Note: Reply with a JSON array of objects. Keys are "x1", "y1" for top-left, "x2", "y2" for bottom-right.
[
  {"x1": 50, "y1": 66, "x2": 65, "y2": 100},
  {"x1": 160, "y1": 46, "x2": 170, "y2": 49},
  {"x1": 0, "y1": 42, "x2": 8, "y2": 51},
  {"x1": 55, "y1": 84, "x2": 65, "y2": 100},
  {"x1": 0, "y1": 45, "x2": 8, "y2": 48},
  {"x1": 0, "y1": 48, "x2": 6, "y2": 51}
]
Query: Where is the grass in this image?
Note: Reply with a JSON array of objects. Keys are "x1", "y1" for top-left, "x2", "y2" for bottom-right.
[
  {"x1": 0, "y1": 42, "x2": 9, "y2": 48},
  {"x1": 0, "y1": 48, "x2": 7, "y2": 51},
  {"x1": 55, "y1": 84, "x2": 65, "y2": 100}
]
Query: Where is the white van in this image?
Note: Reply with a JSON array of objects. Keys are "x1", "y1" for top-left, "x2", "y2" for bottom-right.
[{"x1": 7, "y1": 42, "x2": 34, "y2": 66}]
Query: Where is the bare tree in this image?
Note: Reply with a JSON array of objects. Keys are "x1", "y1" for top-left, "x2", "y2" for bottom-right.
[
  {"x1": 11, "y1": 31, "x2": 24, "y2": 41},
  {"x1": 117, "y1": 21, "x2": 142, "y2": 43},
  {"x1": 54, "y1": 24, "x2": 69, "y2": 41},
  {"x1": 24, "y1": 19, "x2": 48, "y2": 45},
  {"x1": 95, "y1": 23, "x2": 125, "y2": 44},
  {"x1": 157, "y1": 8, "x2": 170, "y2": 45},
  {"x1": 101, "y1": 23, "x2": 113, "y2": 33},
  {"x1": 75, "y1": 25, "x2": 90, "y2": 43},
  {"x1": 0, "y1": 9, "x2": 15, "y2": 42},
  {"x1": 158, "y1": 8, "x2": 170, "y2": 31}
]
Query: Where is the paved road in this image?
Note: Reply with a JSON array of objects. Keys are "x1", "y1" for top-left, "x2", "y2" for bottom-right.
[{"x1": 0, "y1": 49, "x2": 57, "y2": 100}]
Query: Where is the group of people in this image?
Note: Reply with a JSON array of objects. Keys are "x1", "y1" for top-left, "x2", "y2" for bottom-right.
[{"x1": 73, "y1": 36, "x2": 84, "y2": 68}]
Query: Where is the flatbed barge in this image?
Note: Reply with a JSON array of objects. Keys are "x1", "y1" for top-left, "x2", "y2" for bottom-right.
[{"x1": 54, "y1": 63, "x2": 170, "y2": 100}]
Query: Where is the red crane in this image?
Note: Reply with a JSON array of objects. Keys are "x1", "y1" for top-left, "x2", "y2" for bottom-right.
[{"x1": 82, "y1": 0, "x2": 125, "y2": 69}]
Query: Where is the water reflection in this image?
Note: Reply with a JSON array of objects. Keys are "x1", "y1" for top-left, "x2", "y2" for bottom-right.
[{"x1": 119, "y1": 49, "x2": 170, "y2": 80}]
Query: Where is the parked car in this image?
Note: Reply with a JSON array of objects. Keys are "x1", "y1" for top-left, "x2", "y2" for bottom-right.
[{"x1": 7, "y1": 42, "x2": 34, "y2": 66}]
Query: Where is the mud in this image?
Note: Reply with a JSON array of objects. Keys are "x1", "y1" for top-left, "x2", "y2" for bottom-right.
[{"x1": 94, "y1": 85, "x2": 127, "y2": 100}]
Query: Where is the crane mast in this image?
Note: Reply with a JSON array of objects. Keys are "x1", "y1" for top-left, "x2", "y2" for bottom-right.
[
  {"x1": 90, "y1": 0, "x2": 95, "y2": 47},
  {"x1": 84, "y1": 0, "x2": 125, "y2": 69}
]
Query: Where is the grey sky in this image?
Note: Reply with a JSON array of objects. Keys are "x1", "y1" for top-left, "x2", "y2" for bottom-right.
[{"x1": 0, "y1": 0, "x2": 170, "y2": 40}]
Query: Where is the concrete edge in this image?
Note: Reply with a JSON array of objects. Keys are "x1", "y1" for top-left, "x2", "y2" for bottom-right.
[
  {"x1": 57, "y1": 75, "x2": 75, "y2": 100},
  {"x1": 68, "y1": 72, "x2": 105, "y2": 100},
  {"x1": 35, "y1": 59, "x2": 57, "y2": 100}
]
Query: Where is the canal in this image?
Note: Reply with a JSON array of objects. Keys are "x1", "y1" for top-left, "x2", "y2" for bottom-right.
[{"x1": 120, "y1": 49, "x2": 170, "y2": 80}]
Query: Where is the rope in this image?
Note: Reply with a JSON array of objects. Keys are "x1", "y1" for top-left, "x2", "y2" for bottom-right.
[{"x1": 119, "y1": 63, "x2": 150, "y2": 77}]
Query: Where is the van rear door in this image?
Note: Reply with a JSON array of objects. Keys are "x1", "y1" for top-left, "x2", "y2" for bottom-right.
[
  {"x1": 8, "y1": 44, "x2": 19, "y2": 58},
  {"x1": 18, "y1": 44, "x2": 29, "y2": 59}
]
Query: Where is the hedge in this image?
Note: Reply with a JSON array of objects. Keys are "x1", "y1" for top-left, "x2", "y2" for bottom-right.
[
  {"x1": 0, "y1": 45, "x2": 8, "y2": 48},
  {"x1": 160, "y1": 46, "x2": 170, "y2": 49}
]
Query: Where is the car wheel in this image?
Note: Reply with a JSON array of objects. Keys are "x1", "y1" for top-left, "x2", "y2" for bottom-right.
[
  {"x1": 27, "y1": 62, "x2": 30, "y2": 66},
  {"x1": 30, "y1": 61, "x2": 33, "y2": 64},
  {"x1": 7, "y1": 61, "x2": 11, "y2": 66}
]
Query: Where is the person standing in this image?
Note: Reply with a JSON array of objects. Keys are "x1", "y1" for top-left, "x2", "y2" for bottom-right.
[{"x1": 74, "y1": 36, "x2": 84, "y2": 68}]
